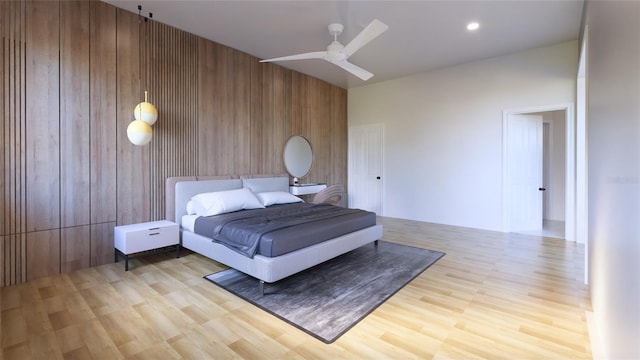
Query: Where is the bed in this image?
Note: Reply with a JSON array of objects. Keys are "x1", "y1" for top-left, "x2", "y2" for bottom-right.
[{"x1": 166, "y1": 174, "x2": 383, "y2": 293}]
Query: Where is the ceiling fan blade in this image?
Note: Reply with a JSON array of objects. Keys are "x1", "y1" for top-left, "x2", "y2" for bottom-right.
[
  {"x1": 260, "y1": 51, "x2": 326, "y2": 63},
  {"x1": 343, "y1": 19, "x2": 388, "y2": 58},
  {"x1": 333, "y1": 60, "x2": 373, "y2": 81}
]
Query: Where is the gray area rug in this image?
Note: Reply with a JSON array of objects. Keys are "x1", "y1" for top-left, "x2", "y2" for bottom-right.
[{"x1": 204, "y1": 241, "x2": 445, "y2": 343}]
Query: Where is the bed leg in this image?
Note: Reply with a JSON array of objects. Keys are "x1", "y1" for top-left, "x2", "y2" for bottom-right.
[
  {"x1": 259, "y1": 280, "x2": 265, "y2": 296},
  {"x1": 374, "y1": 240, "x2": 379, "y2": 247}
]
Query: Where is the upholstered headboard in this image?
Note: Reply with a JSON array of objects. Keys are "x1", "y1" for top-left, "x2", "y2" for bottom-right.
[
  {"x1": 166, "y1": 174, "x2": 289, "y2": 223},
  {"x1": 240, "y1": 174, "x2": 289, "y2": 194},
  {"x1": 166, "y1": 175, "x2": 236, "y2": 222}
]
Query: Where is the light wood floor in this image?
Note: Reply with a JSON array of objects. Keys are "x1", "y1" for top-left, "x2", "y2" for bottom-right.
[
  {"x1": 516, "y1": 219, "x2": 565, "y2": 239},
  {"x1": 1, "y1": 217, "x2": 592, "y2": 359}
]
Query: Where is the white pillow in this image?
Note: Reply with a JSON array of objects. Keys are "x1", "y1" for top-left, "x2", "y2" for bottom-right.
[
  {"x1": 256, "y1": 191, "x2": 304, "y2": 206},
  {"x1": 191, "y1": 188, "x2": 264, "y2": 216},
  {"x1": 186, "y1": 200, "x2": 196, "y2": 215}
]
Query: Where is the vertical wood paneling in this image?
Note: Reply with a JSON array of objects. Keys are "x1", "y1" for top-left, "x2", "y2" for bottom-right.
[
  {"x1": 148, "y1": 20, "x2": 198, "y2": 221},
  {"x1": 60, "y1": 0, "x2": 90, "y2": 227},
  {"x1": 331, "y1": 86, "x2": 348, "y2": 205},
  {"x1": 90, "y1": 222, "x2": 115, "y2": 266},
  {"x1": 249, "y1": 55, "x2": 263, "y2": 174},
  {"x1": 2, "y1": 0, "x2": 348, "y2": 286},
  {"x1": 198, "y1": 41, "x2": 252, "y2": 176},
  {"x1": 116, "y1": 8, "x2": 150, "y2": 225},
  {"x1": 197, "y1": 38, "x2": 218, "y2": 173},
  {"x1": 89, "y1": 0, "x2": 117, "y2": 224},
  {"x1": 308, "y1": 79, "x2": 332, "y2": 184},
  {"x1": 1, "y1": 0, "x2": 28, "y2": 286},
  {"x1": 2, "y1": 235, "x2": 25, "y2": 286},
  {"x1": 61, "y1": 225, "x2": 90, "y2": 273},
  {"x1": 24, "y1": 0, "x2": 61, "y2": 282},
  {"x1": 26, "y1": 0, "x2": 60, "y2": 232},
  {"x1": 216, "y1": 45, "x2": 236, "y2": 175},
  {"x1": 250, "y1": 62, "x2": 292, "y2": 175},
  {"x1": 250, "y1": 61, "x2": 270, "y2": 174},
  {"x1": 2, "y1": 234, "x2": 27, "y2": 286},
  {"x1": 233, "y1": 50, "x2": 252, "y2": 175},
  {"x1": 291, "y1": 73, "x2": 313, "y2": 180},
  {"x1": 26, "y1": 230, "x2": 60, "y2": 281},
  {"x1": 148, "y1": 19, "x2": 161, "y2": 221},
  {"x1": 274, "y1": 65, "x2": 292, "y2": 173},
  {"x1": 0, "y1": 236, "x2": 3, "y2": 285}
]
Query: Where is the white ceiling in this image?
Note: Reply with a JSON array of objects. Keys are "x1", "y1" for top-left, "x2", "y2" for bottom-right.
[{"x1": 104, "y1": 0, "x2": 584, "y2": 89}]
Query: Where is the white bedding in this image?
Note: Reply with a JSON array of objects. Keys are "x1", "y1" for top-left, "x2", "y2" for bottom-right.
[{"x1": 181, "y1": 214, "x2": 199, "y2": 232}]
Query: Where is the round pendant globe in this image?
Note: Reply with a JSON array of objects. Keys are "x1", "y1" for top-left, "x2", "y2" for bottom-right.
[
  {"x1": 127, "y1": 120, "x2": 153, "y2": 145},
  {"x1": 134, "y1": 101, "x2": 158, "y2": 126}
]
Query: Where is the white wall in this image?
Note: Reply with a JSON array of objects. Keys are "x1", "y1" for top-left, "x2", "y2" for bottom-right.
[
  {"x1": 584, "y1": 1, "x2": 640, "y2": 358},
  {"x1": 349, "y1": 41, "x2": 578, "y2": 231}
]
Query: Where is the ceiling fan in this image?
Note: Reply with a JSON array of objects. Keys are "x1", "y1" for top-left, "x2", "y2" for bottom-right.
[{"x1": 260, "y1": 19, "x2": 389, "y2": 81}]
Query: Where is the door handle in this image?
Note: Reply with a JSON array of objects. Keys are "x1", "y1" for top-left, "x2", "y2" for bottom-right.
[{"x1": 538, "y1": 187, "x2": 546, "y2": 191}]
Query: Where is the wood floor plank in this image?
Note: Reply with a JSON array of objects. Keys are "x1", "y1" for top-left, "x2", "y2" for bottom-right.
[{"x1": 0, "y1": 217, "x2": 592, "y2": 358}]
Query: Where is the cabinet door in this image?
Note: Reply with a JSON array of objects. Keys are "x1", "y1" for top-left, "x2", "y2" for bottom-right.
[
  {"x1": 90, "y1": 1, "x2": 117, "y2": 225},
  {"x1": 91, "y1": 222, "x2": 116, "y2": 267},
  {"x1": 60, "y1": 0, "x2": 90, "y2": 228},
  {"x1": 27, "y1": 230, "x2": 60, "y2": 281},
  {"x1": 62, "y1": 226, "x2": 90, "y2": 273},
  {"x1": 26, "y1": 0, "x2": 60, "y2": 232}
]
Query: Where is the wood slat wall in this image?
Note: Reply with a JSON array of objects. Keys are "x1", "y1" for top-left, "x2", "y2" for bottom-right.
[
  {"x1": 89, "y1": 1, "x2": 117, "y2": 268},
  {"x1": 25, "y1": 0, "x2": 60, "y2": 233},
  {"x1": 0, "y1": 0, "x2": 347, "y2": 286},
  {"x1": 1, "y1": 0, "x2": 28, "y2": 285},
  {"x1": 60, "y1": 0, "x2": 91, "y2": 275},
  {"x1": 148, "y1": 19, "x2": 199, "y2": 221}
]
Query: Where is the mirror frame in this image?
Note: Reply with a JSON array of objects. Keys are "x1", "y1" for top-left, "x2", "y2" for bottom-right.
[{"x1": 283, "y1": 135, "x2": 313, "y2": 179}]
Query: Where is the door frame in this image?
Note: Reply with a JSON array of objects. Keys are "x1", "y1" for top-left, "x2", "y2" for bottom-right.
[
  {"x1": 543, "y1": 121, "x2": 552, "y2": 220},
  {"x1": 502, "y1": 103, "x2": 576, "y2": 242},
  {"x1": 348, "y1": 123, "x2": 384, "y2": 215}
]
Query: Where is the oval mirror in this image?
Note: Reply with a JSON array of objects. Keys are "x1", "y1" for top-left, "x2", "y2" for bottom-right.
[{"x1": 283, "y1": 135, "x2": 313, "y2": 179}]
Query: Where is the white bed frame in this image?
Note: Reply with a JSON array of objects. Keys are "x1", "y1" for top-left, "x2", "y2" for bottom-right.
[{"x1": 166, "y1": 174, "x2": 383, "y2": 290}]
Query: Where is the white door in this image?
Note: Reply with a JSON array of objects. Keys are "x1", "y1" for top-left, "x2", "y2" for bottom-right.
[
  {"x1": 348, "y1": 124, "x2": 383, "y2": 214},
  {"x1": 508, "y1": 114, "x2": 544, "y2": 231}
]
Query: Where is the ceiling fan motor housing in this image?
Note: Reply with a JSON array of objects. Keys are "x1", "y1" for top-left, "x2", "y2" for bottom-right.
[
  {"x1": 326, "y1": 41, "x2": 346, "y2": 62},
  {"x1": 328, "y1": 23, "x2": 344, "y2": 36}
]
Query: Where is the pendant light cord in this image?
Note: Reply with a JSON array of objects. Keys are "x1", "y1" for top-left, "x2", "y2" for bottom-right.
[
  {"x1": 137, "y1": 5, "x2": 142, "y2": 104},
  {"x1": 146, "y1": 13, "x2": 152, "y2": 100}
]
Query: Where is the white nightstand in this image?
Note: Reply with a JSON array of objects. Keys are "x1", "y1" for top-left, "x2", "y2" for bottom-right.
[{"x1": 114, "y1": 220, "x2": 180, "y2": 271}]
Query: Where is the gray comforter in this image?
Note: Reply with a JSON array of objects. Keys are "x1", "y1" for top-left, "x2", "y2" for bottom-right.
[{"x1": 193, "y1": 203, "x2": 375, "y2": 258}]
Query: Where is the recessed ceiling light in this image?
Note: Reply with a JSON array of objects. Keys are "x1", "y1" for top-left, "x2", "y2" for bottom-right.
[{"x1": 467, "y1": 22, "x2": 480, "y2": 31}]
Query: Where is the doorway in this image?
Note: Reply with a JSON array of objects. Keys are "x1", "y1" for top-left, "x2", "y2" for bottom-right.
[
  {"x1": 348, "y1": 124, "x2": 384, "y2": 214},
  {"x1": 503, "y1": 104, "x2": 575, "y2": 241},
  {"x1": 539, "y1": 111, "x2": 567, "y2": 238}
]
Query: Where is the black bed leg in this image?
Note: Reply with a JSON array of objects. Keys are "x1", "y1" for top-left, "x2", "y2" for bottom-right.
[
  {"x1": 259, "y1": 280, "x2": 265, "y2": 296},
  {"x1": 374, "y1": 240, "x2": 379, "y2": 247}
]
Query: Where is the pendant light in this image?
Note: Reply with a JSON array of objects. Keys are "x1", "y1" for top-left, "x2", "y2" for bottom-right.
[{"x1": 127, "y1": 5, "x2": 158, "y2": 146}]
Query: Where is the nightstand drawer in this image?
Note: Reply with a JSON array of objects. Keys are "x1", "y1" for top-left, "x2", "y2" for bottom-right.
[{"x1": 114, "y1": 220, "x2": 179, "y2": 255}]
